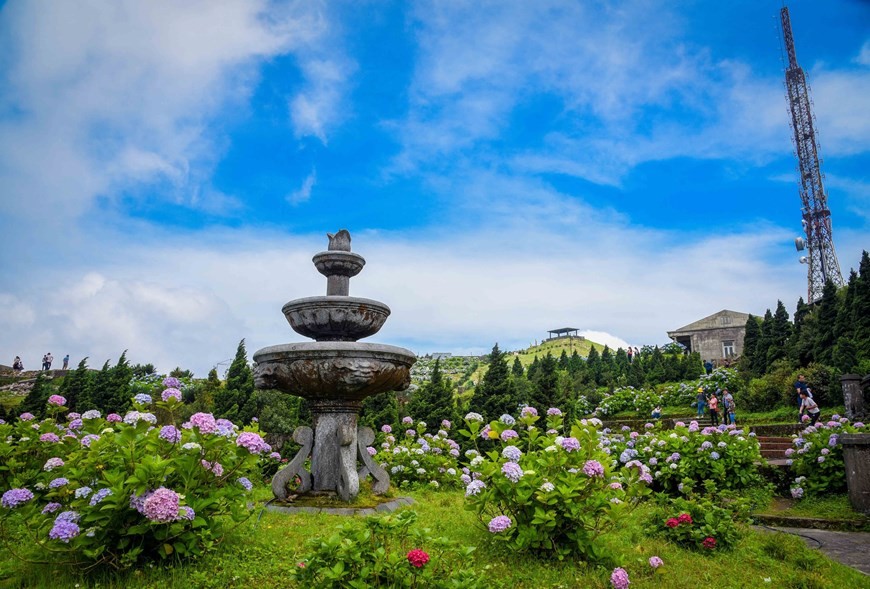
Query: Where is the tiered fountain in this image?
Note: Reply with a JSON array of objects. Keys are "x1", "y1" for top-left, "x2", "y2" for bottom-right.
[{"x1": 252, "y1": 230, "x2": 416, "y2": 502}]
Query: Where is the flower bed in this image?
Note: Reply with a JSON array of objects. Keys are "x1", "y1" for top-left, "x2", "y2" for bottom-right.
[
  {"x1": 787, "y1": 416, "x2": 868, "y2": 499},
  {"x1": 0, "y1": 384, "x2": 265, "y2": 568},
  {"x1": 371, "y1": 418, "x2": 463, "y2": 489}
]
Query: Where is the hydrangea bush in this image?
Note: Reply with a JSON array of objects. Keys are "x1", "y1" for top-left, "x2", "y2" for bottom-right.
[
  {"x1": 647, "y1": 495, "x2": 742, "y2": 552},
  {"x1": 371, "y1": 418, "x2": 463, "y2": 489},
  {"x1": 291, "y1": 510, "x2": 484, "y2": 588},
  {"x1": 460, "y1": 408, "x2": 652, "y2": 561},
  {"x1": 0, "y1": 386, "x2": 265, "y2": 568},
  {"x1": 787, "y1": 417, "x2": 868, "y2": 499},
  {"x1": 606, "y1": 421, "x2": 763, "y2": 495}
]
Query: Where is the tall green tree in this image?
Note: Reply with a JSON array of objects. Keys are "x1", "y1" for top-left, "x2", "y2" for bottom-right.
[
  {"x1": 469, "y1": 344, "x2": 516, "y2": 420},
  {"x1": 789, "y1": 298, "x2": 813, "y2": 366},
  {"x1": 832, "y1": 270, "x2": 858, "y2": 372},
  {"x1": 107, "y1": 351, "x2": 133, "y2": 414},
  {"x1": 852, "y1": 251, "x2": 870, "y2": 364},
  {"x1": 585, "y1": 347, "x2": 601, "y2": 386},
  {"x1": 530, "y1": 353, "x2": 561, "y2": 410},
  {"x1": 752, "y1": 310, "x2": 774, "y2": 376},
  {"x1": 812, "y1": 280, "x2": 839, "y2": 366},
  {"x1": 407, "y1": 359, "x2": 456, "y2": 426},
  {"x1": 59, "y1": 358, "x2": 92, "y2": 412},
  {"x1": 214, "y1": 339, "x2": 256, "y2": 424},
  {"x1": 83, "y1": 360, "x2": 113, "y2": 412},
  {"x1": 360, "y1": 391, "x2": 397, "y2": 431},
  {"x1": 766, "y1": 301, "x2": 792, "y2": 366},
  {"x1": 18, "y1": 373, "x2": 53, "y2": 417},
  {"x1": 511, "y1": 356, "x2": 525, "y2": 378}
]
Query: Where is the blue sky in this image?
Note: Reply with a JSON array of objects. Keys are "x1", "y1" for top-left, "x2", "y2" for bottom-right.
[{"x1": 0, "y1": 0, "x2": 868, "y2": 375}]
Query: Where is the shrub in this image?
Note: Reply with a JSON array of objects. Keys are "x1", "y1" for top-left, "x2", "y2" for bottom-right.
[
  {"x1": 788, "y1": 416, "x2": 868, "y2": 498},
  {"x1": 605, "y1": 421, "x2": 764, "y2": 495},
  {"x1": 372, "y1": 418, "x2": 463, "y2": 490},
  {"x1": 0, "y1": 389, "x2": 264, "y2": 568},
  {"x1": 460, "y1": 408, "x2": 651, "y2": 561},
  {"x1": 290, "y1": 510, "x2": 484, "y2": 588},
  {"x1": 647, "y1": 495, "x2": 743, "y2": 552}
]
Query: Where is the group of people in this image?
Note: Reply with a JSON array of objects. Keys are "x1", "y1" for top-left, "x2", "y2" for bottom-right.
[
  {"x1": 10, "y1": 353, "x2": 69, "y2": 372},
  {"x1": 626, "y1": 346, "x2": 642, "y2": 362},
  {"x1": 695, "y1": 387, "x2": 736, "y2": 426}
]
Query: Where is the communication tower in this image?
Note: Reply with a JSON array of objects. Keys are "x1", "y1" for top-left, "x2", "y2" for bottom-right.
[{"x1": 780, "y1": 6, "x2": 844, "y2": 303}]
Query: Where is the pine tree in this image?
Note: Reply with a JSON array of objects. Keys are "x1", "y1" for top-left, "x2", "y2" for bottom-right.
[
  {"x1": 558, "y1": 350, "x2": 570, "y2": 371},
  {"x1": 645, "y1": 347, "x2": 665, "y2": 384},
  {"x1": 752, "y1": 310, "x2": 774, "y2": 376},
  {"x1": 852, "y1": 251, "x2": 870, "y2": 363},
  {"x1": 832, "y1": 270, "x2": 858, "y2": 373},
  {"x1": 215, "y1": 339, "x2": 255, "y2": 424},
  {"x1": 526, "y1": 356, "x2": 541, "y2": 381},
  {"x1": 585, "y1": 347, "x2": 601, "y2": 385},
  {"x1": 84, "y1": 360, "x2": 113, "y2": 412},
  {"x1": 107, "y1": 351, "x2": 133, "y2": 414},
  {"x1": 59, "y1": 358, "x2": 92, "y2": 412},
  {"x1": 360, "y1": 391, "x2": 399, "y2": 431},
  {"x1": 812, "y1": 280, "x2": 839, "y2": 366},
  {"x1": 469, "y1": 344, "x2": 516, "y2": 420},
  {"x1": 18, "y1": 373, "x2": 53, "y2": 417},
  {"x1": 568, "y1": 351, "x2": 583, "y2": 376},
  {"x1": 598, "y1": 346, "x2": 614, "y2": 386},
  {"x1": 789, "y1": 298, "x2": 813, "y2": 366},
  {"x1": 626, "y1": 357, "x2": 645, "y2": 388},
  {"x1": 407, "y1": 359, "x2": 456, "y2": 426},
  {"x1": 511, "y1": 356, "x2": 525, "y2": 378},
  {"x1": 614, "y1": 348, "x2": 630, "y2": 381},
  {"x1": 766, "y1": 301, "x2": 792, "y2": 366},
  {"x1": 530, "y1": 353, "x2": 560, "y2": 410}
]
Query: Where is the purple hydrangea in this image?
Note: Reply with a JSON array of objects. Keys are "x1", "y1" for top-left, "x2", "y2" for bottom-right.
[
  {"x1": 269, "y1": 451, "x2": 281, "y2": 460},
  {"x1": 640, "y1": 472, "x2": 653, "y2": 484},
  {"x1": 710, "y1": 452, "x2": 720, "y2": 460},
  {"x1": 130, "y1": 491, "x2": 153, "y2": 514},
  {"x1": 236, "y1": 432, "x2": 271, "y2": 454},
  {"x1": 701, "y1": 441, "x2": 713, "y2": 450},
  {"x1": 520, "y1": 406, "x2": 538, "y2": 418},
  {"x1": 547, "y1": 408, "x2": 562, "y2": 416},
  {"x1": 464, "y1": 412, "x2": 483, "y2": 422},
  {"x1": 106, "y1": 413, "x2": 122, "y2": 423},
  {"x1": 649, "y1": 556, "x2": 664, "y2": 569},
  {"x1": 81, "y1": 410, "x2": 101, "y2": 420},
  {"x1": 162, "y1": 376, "x2": 182, "y2": 389},
  {"x1": 74, "y1": 486, "x2": 93, "y2": 499},
  {"x1": 49, "y1": 477, "x2": 69, "y2": 489},
  {"x1": 48, "y1": 395, "x2": 67, "y2": 406},
  {"x1": 89, "y1": 488, "x2": 113, "y2": 506},
  {"x1": 2, "y1": 488, "x2": 34, "y2": 508},
  {"x1": 238, "y1": 477, "x2": 253, "y2": 491},
  {"x1": 49, "y1": 519, "x2": 80, "y2": 542},
  {"x1": 441, "y1": 419, "x2": 452, "y2": 429},
  {"x1": 366, "y1": 446, "x2": 377, "y2": 456},
  {"x1": 499, "y1": 414, "x2": 516, "y2": 426},
  {"x1": 178, "y1": 505, "x2": 195, "y2": 521},
  {"x1": 40, "y1": 433, "x2": 60, "y2": 443},
  {"x1": 610, "y1": 567, "x2": 630, "y2": 589},
  {"x1": 141, "y1": 487, "x2": 180, "y2": 523},
  {"x1": 582, "y1": 460, "x2": 605, "y2": 478},
  {"x1": 791, "y1": 487, "x2": 804, "y2": 499},
  {"x1": 561, "y1": 437, "x2": 581, "y2": 452},
  {"x1": 500, "y1": 429, "x2": 519, "y2": 442},
  {"x1": 43, "y1": 457, "x2": 65, "y2": 471},
  {"x1": 488, "y1": 515, "x2": 512, "y2": 533},
  {"x1": 465, "y1": 480, "x2": 486, "y2": 496},
  {"x1": 19, "y1": 412, "x2": 36, "y2": 421},
  {"x1": 80, "y1": 434, "x2": 100, "y2": 448},
  {"x1": 405, "y1": 429, "x2": 416, "y2": 438},
  {"x1": 501, "y1": 462, "x2": 524, "y2": 483},
  {"x1": 502, "y1": 445, "x2": 523, "y2": 462},
  {"x1": 159, "y1": 425, "x2": 182, "y2": 443},
  {"x1": 402, "y1": 416, "x2": 413, "y2": 425},
  {"x1": 381, "y1": 424, "x2": 392, "y2": 433},
  {"x1": 186, "y1": 412, "x2": 217, "y2": 434},
  {"x1": 42, "y1": 502, "x2": 62, "y2": 514},
  {"x1": 133, "y1": 393, "x2": 152, "y2": 405},
  {"x1": 161, "y1": 388, "x2": 182, "y2": 402},
  {"x1": 68, "y1": 419, "x2": 83, "y2": 431}
]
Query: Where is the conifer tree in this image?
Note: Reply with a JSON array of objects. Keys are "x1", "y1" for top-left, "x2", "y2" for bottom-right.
[
  {"x1": 59, "y1": 358, "x2": 92, "y2": 412},
  {"x1": 752, "y1": 310, "x2": 774, "y2": 376},
  {"x1": 790, "y1": 298, "x2": 814, "y2": 366},
  {"x1": 214, "y1": 339, "x2": 255, "y2": 423},
  {"x1": 614, "y1": 348, "x2": 630, "y2": 380},
  {"x1": 812, "y1": 280, "x2": 838, "y2": 366},
  {"x1": 568, "y1": 351, "x2": 583, "y2": 375},
  {"x1": 526, "y1": 356, "x2": 541, "y2": 381},
  {"x1": 407, "y1": 359, "x2": 456, "y2": 426},
  {"x1": 360, "y1": 391, "x2": 398, "y2": 431},
  {"x1": 645, "y1": 346, "x2": 665, "y2": 384},
  {"x1": 558, "y1": 350, "x2": 570, "y2": 371},
  {"x1": 599, "y1": 346, "x2": 614, "y2": 386},
  {"x1": 469, "y1": 344, "x2": 516, "y2": 420},
  {"x1": 530, "y1": 353, "x2": 560, "y2": 410},
  {"x1": 852, "y1": 251, "x2": 870, "y2": 363},
  {"x1": 107, "y1": 351, "x2": 133, "y2": 414},
  {"x1": 18, "y1": 373, "x2": 53, "y2": 418},
  {"x1": 511, "y1": 356, "x2": 525, "y2": 378},
  {"x1": 585, "y1": 347, "x2": 601, "y2": 385},
  {"x1": 832, "y1": 270, "x2": 858, "y2": 372},
  {"x1": 766, "y1": 301, "x2": 792, "y2": 366},
  {"x1": 84, "y1": 360, "x2": 113, "y2": 412}
]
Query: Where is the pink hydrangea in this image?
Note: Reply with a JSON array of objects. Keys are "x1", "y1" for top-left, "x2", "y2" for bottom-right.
[
  {"x1": 40, "y1": 433, "x2": 60, "y2": 443},
  {"x1": 106, "y1": 413, "x2": 122, "y2": 423},
  {"x1": 582, "y1": 460, "x2": 605, "y2": 478},
  {"x1": 161, "y1": 388, "x2": 182, "y2": 402},
  {"x1": 236, "y1": 431, "x2": 271, "y2": 454},
  {"x1": 47, "y1": 395, "x2": 67, "y2": 406},
  {"x1": 19, "y1": 412, "x2": 35, "y2": 421},
  {"x1": 141, "y1": 487, "x2": 181, "y2": 523},
  {"x1": 649, "y1": 556, "x2": 664, "y2": 568},
  {"x1": 488, "y1": 515, "x2": 512, "y2": 533},
  {"x1": 187, "y1": 412, "x2": 217, "y2": 434}
]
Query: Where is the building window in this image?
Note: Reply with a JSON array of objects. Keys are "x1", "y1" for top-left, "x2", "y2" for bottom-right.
[
  {"x1": 720, "y1": 316, "x2": 732, "y2": 326},
  {"x1": 722, "y1": 340, "x2": 735, "y2": 357}
]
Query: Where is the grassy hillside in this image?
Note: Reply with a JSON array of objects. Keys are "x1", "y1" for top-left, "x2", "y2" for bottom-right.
[{"x1": 510, "y1": 336, "x2": 606, "y2": 367}]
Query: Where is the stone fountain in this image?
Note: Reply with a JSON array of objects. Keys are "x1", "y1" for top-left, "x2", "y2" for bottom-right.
[{"x1": 252, "y1": 230, "x2": 416, "y2": 502}]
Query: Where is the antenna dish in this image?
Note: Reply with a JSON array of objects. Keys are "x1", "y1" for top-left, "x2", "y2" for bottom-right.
[
  {"x1": 799, "y1": 256, "x2": 809, "y2": 264},
  {"x1": 794, "y1": 237, "x2": 806, "y2": 251}
]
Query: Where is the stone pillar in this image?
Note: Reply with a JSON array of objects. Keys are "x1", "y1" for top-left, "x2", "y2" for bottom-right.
[
  {"x1": 840, "y1": 434, "x2": 870, "y2": 514},
  {"x1": 840, "y1": 374, "x2": 866, "y2": 421},
  {"x1": 310, "y1": 400, "x2": 360, "y2": 501}
]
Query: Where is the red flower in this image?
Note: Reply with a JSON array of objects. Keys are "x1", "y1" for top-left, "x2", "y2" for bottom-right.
[
  {"x1": 407, "y1": 548, "x2": 430, "y2": 568},
  {"x1": 666, "y1": 518, "x2": 680, "y2": 528},
  {"x1": 297, "y1": 562, "x2": 305, "y2": 568},
  {"x1": 677, "y1": 513, "x2": 693, "y2": 525},
  {"x1": 702, "y1": 537, "x2": 717, "y2": 549}
]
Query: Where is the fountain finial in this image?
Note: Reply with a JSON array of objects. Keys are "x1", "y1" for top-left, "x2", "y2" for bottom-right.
[{"x1": 327, "y1": 229, "x2": 352, "y2": 252}]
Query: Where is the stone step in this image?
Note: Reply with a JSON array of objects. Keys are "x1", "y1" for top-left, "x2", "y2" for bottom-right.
[
  {"x1": 761, "y1": 449, "x2": 790, "y2": 458},
  {"x1": 756, "y1": 436, "x2": 793, "y2": 443}
]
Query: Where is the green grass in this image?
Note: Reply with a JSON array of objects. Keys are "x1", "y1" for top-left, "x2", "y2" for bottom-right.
[
  {"x1": 2, "y1": 490, "x2": 869, "y2": 589},
  {"x1": 767, "y1": 495, "x2": 869, "y2": 522}
]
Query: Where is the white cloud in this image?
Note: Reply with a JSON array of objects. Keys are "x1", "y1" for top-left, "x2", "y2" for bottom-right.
[{"x1": 287, "y1": 170, "x2": 317, "y2": 205}]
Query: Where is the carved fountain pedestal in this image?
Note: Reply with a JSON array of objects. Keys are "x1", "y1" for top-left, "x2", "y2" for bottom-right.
[{"x1": 253, "y1": 231, "x2": 416, "y2": 502}]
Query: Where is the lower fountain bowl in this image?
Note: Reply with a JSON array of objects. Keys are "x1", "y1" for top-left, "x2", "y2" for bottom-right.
[{"x1": 252, "y1": 342, "x2": 417, "y2": 403}]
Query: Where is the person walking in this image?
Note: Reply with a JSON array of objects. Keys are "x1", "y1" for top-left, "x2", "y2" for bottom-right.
[
  {"x1": 798, "y1": 391, "x2": 821, "y2": 426},
  {"x1": 62, "y1": 354, "x2": 69, "y2": 370},
  {"x1": 41, "y1": 354, "x2": 48, "y2": 371},
  {"x1": 696, "y1": 388, "x2": 707, "y2": 419},
  {"x1": 45, "y1": 353, "x2": 53, "y2": 370},
  {"x1": 704, "y1": 360, "x2": 713, "y2": 375},
  {"x1": 708, "y1": 391, "x2": 720, "y2": 427},
  {"x1": 723, "y1": 389, "x2": 736, "y2": 425}
]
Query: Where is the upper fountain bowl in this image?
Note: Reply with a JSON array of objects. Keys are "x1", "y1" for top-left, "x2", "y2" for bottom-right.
[
  {"x1": 313, "y1": 251, "x2": 365, "y2": 278},
  {"x1": 282, "y1": 296, "x2": 391, "y2": 341}
]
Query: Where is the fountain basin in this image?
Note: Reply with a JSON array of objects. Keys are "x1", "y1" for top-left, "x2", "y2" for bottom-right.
[
  {"x1": 313, "y1": 251, "x2": 365, "y2": 277},
  {"x1": 282, "y1": 296, "x2": 391, "y2": 341},
  {"x1": 253, "y1": 342, "x2": 415, "y2": 402}
]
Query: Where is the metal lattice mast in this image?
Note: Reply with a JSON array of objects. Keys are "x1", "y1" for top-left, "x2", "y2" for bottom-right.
[{"x1": 780, "y1": 6, "x2": 844, "y2": 303}]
